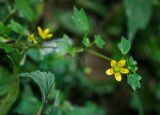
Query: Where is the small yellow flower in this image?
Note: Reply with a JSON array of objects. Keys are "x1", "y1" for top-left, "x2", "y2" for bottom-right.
[
  {"x1": 27, "y1": 33, "x2": 37, "y2": 44},
  {"x1": 106, "y1": 59, "x2": 129, "y2": 82},
  {"x1": 37, "y1": 26, "x2": 53, "y2": 39}
]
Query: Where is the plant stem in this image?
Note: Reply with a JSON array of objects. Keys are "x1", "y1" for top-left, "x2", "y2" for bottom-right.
[
  {"x1": 9, "y1": 42, "x2": 110, "y2": 61},
  {"x1": 86, "y1": 49, "x2": 111, "y2": 61},
  {"x1": 37, "y1": 100, "x2": 48, "y2": 115}
]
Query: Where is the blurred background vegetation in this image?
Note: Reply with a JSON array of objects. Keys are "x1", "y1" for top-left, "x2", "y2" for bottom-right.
[{"x1": 0, "y1": 0, "x2": 160, "y2": 115}]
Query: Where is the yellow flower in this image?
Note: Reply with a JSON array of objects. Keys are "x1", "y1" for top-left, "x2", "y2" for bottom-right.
[
  {"x1": 106, "y1": 59, "x2": 129, "y2": 82},
  {"x1": 27, "y1": 33, "x2": 37, "y2": 44},
  {"x1": 37, "y1": 26, "x2": 53, "y2": 39}
]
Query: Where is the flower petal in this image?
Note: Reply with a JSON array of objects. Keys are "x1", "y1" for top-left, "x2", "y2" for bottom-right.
[
  {"x1": 120, "y1": 68, "x2": 129, "y2": 74},
  {"x1": 37, "y1": 26, "x2": 42, "y2": 34},
  {"x1": 114, "y1": 73, "x2": 122, "y2": 81},
  {"x1": 106, "y1": 68, "x2": 114, "y2": 75},
  {"x1": 118, "y1": 59, "x2": 126, "y2": 67},
  {"x1": 46, "y1": 34, "x2": 53, "y2": 38},
  {"x1": 111, "y1": 60, "x2": 117, "y2": 67},
  {"x1": 44, "y1": 28, "x2": 49, "y2": 35}
]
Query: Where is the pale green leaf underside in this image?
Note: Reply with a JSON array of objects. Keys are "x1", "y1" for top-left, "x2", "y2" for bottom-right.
[{"x1": 20, "y1": 70, "x2": 55, "y2": 102}]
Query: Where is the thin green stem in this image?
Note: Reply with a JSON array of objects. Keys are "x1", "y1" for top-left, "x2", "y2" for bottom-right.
[
  {"x1": 9, "y1": 41, "x2": 110, "y2": 62},
  {"x1": 86, "y1": 49, "x2": 111, "y2": 61}
]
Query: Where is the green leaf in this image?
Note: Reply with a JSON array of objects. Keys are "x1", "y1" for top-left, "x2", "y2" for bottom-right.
[
  {"x1": 20, "y1": 70, "x2": 55, "y2": 102},
  {"x1": 67, "y1": 102, "x2": 105, "y2": 115},
  {"x1": 0, "y1": 22, "x2": 5, "y2": 35},
  {"x1": 7, "y1": 20, "x2": 25, "y2": 35},
  {"x1": 125, "y1": 0, "x2": 153, "y2": 40},
  {"x1": 127, "y1": 74, "x2": 142, "y2": 91},
  {"x1": 0, "y1": 66, "x2": 19, "y2": 115},
  {"x1": 118, "y1": 36, "x2": 131, "y2": 55},
  {"x1": 27, "y1": 48, "x2": 43, "y2": 62},
  {"x1": 0, "y1": 22, "x2": 10, "y2": 36},
  {"x1": 130, "y1": 93, "x2": 144, "y2": 115},
  {"x1": 55, "y1": 34, "x2": 74, "y2": 56},
  {"x1": 15, "y1": 86, "x2": 41, "y2": 115},
  {"x1": 82, "y1": 36, "x2": 91, "y2": 48},
  {"x1": 77, "y1": 0, "x2": 107, "y2": 16},
  {"x1": 56, "y1": 11, "x2": 80, "y2": 35},
  {"x1": 94, "y1": 35, "x2": 105, "y2": 49},
  {"x1": 14, "y1": 0, "x2": 36, "y2": 21},
  {"x1": 127, "y1": 56, "x2": 138, "y2": 73},
  {"x1": 55, "y1": 39, "x2": 70, "y2": 56},
  {"x1": 0, "y1": 42, "x2": 14, "y2": 53},
  {"x1": 72, "y1": 7, "x2": 89, "y2": 34},
  {"x1": 68, "y1": 47, "x2": 77, "y2": 57}
]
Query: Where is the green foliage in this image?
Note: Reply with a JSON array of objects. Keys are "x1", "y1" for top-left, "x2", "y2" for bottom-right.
[
  {"x1": 20, "y1": 70, "x2": 57, "y2": 114},
  {"x1": 15, "y1": 86, "x2": 41, "y2": 115},
  {"x1": 118, "y1": 36, "x2": 131, "y2": 55},
  {"x1": 72, "y1": 7, "x2": 89, "y2": 34},
  {"x1": 0, "y1": 66, "x2": 19, "y2": 115},
  {"x1": 82, "y1": 36, "x2": 91, "y2": 47},
  {"x1": 0, "y1": 0, "x2": 155, "y2": 114},
  {"x1": 67, "y1": 102, "x2": 105, "y2": 115},
  {"x1": 127, "y1": 74, "x2": 142, "y2": 91},
  {"x1": 94, "y1": 35, "x2": 105, "y2": 49},
  {"x1": 0, "y1": 42, "x2": 14, "y2": 53},
  {"x1": 27, "y1": 48, "x2": 43, "y2": 62},
  {"x1": 0, "y1": 22, "x2": 6, "y2": 35},
  {"x1": 15, "y1": 0, "x2": 36, "y2": 21},
  {"x1": 130, "y1": 94, "x2": 144, "y2": 115},
  {"x1": 55, "y1": 34, "x2": 76, "y2": 56},
  {"x1": 125, "y1": 0, "x2": 153, "y2": 40},
  {"x1": 127, "y1": 56, "x2": 138, "y2": 73},
  {"x1": 20, "y1": 70, "x2": 55, "y2": 102},
  {"x1": 77, "y1": 0, "x2": 107, "y2": 16},
  {"x1": 8, "y1": 20, "x2": 25, "y2": 35}
]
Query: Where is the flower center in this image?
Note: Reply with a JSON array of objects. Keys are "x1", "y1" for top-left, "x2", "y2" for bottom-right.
[{"x1": 114, "y1": 66, "x2": 120, "y2": 73}]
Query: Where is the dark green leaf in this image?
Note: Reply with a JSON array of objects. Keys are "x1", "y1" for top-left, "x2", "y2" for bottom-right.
[
  {"x1": 0, "y1": 42, "x2": 14, "y2": 53},
  {"x1": 56, "y1": 11, "x2": 80, "y2": 35},
  {"x1": 77, "y1": 0, "x2": 107, "y2": 16},
  {"x1": 0, "y1": 66, "x2": 19, "y2": 115},
  {"x1": 125, "y1": 0, "x2": 153, "y2": 40},
  {"x1": 7, "y1": 20, "x2": 25, "y2": 35},
  {"x1": 127, "y1": 74, "x2": 142, "y2": 91},
  {"x1": 0, "y1": 22, "x2": 5, "y2": 35},
  {"x1": 67, "y1": 102, "x2": 105, "y2": 115},
  {"x1": 15, "y1": 86, "x2": 41, "y2": 115},
  {"x1": 14, "y1": 0, "x2": 36, "y2": 21},
  {"x1": 130, "y1": 93, "x2": 144, "y2": 115},
  {"x1": 118, "y1": 36, "x2": 131, "y2": 55},
  {"x1": 94, "y1": 35, "x2": 105, "y2": 49}
]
